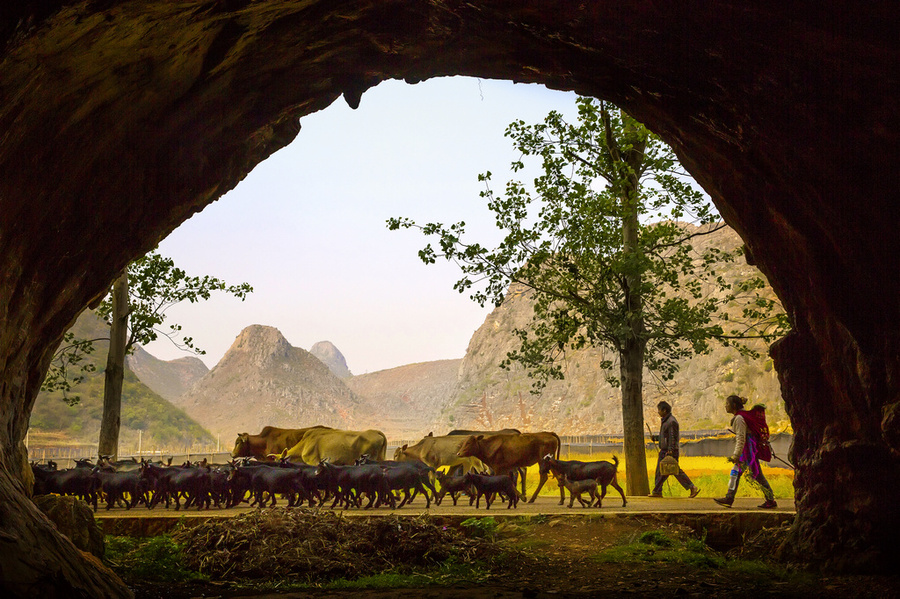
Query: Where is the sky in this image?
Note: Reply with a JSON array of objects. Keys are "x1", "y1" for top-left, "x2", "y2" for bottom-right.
[{"x1": 145, "y1": 77, "x2": 582, "y2": 374}]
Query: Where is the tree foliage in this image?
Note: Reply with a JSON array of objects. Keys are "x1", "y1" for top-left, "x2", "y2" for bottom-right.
[
  {"x1": 41, "y1": 251, "x2": 252, "y2": 404},
  {"x1": 389, "y1": 97, "x2": 786, "y2": 390},
  {"x1": 41, "y1": 332, "x2": 100, "y2": 406},
  {"x1": 96, "y1": 252, "x2": 253, "y2": 355},
  {"x1": 389, "y1": 97, "x2": 787, "y2": 494}
]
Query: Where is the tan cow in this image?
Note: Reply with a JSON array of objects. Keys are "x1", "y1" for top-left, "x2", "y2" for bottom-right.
[
  {"x1": 285, "y1": 428, "x2": 387, "y2": 465},
  {"x1": 456, "y1": 431, "x2": 561, "y2": 502},
  {"x1": 231, "y1": 425, "x2": 332, "y2": 459},
  {"x1": 394, "y1": 434, "x2": 489, "y2": 475}
]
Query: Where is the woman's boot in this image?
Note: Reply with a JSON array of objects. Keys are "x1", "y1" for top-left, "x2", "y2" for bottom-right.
[{"x1": 714, "y1": 466, "x2": 741, "y2": 507}]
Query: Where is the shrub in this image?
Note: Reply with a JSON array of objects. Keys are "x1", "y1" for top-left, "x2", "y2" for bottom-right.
[
  {"x1": 106, "y1": 535, "x2": 206, "y2": 583},
  {"x1": 461, "y1": 516, "x2": 499, "y2": 540},
  {"x1": 638, "y1": 531, "x2": 675, "y2": 547}
]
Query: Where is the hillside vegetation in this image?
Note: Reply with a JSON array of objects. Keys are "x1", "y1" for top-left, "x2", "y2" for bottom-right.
[{"x1": 29, "y1": 311, "x2": 214, "y2": 452}]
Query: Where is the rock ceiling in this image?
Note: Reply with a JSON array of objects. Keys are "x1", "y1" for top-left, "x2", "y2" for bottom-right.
[{"x1": 0, "y1": 1, "x2": 897, "y2": 595}]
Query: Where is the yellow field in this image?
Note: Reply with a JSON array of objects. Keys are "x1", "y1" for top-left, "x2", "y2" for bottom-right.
[{"x1": 520, "y1": 451, "x2": 795, "y2": 500}]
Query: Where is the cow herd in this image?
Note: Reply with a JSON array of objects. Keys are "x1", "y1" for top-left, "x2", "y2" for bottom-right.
[{"x1": 30, "y1": 426, "x2": 627, "y2": 512}]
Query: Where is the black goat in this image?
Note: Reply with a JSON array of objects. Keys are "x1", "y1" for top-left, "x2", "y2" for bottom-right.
[
  {"x1": 539, "y1": 454, "x2": 626, "y2": 508},
  {"x1": 463, "y1": 472, "x2": 519, "y2": 509}
]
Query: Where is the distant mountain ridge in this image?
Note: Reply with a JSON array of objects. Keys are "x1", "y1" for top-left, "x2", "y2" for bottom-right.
[
  {"x1": 126, "y1": 345, "x2": 209, "y2": 402},
  {"x1": 346, "y1": 359, "x2": 462, "y2": 438},
  {"x1": 105, "y1": 222, "x2": 788, "y2": 443},
  {"x1": 176, "y1": 325, "x2": 368, "y2": 440}
]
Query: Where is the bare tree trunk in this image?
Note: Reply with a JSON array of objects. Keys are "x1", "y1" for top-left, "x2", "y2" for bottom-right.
[
  {"x1": 620, "y1": 337, "x2": 650, "y2": 496},
  {"x1": 618, "y1": 131, "x2": 650, "y2": 496},
  {"x1": 98, "y1": 272, "x2": 128, "y2": 460}
]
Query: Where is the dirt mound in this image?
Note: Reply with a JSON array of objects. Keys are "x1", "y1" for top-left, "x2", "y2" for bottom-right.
[{"x1": 169, "y1": 509, "x2": 504, "y2": 583}]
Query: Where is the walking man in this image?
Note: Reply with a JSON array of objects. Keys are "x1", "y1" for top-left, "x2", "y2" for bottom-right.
[{"x1": 649, "y1": 401, "x2": 700, "y2": 498}]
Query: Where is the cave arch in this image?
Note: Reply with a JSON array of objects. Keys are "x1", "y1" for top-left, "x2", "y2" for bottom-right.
[{"x1": 1, "y1": 2, "x2": 897, "y2": 595}]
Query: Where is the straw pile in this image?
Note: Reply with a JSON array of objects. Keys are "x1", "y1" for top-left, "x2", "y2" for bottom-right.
[
  {"x1": 726, "y1": 521, "x2": 795, "y2": 563},
  {"x1": 170, "y1": 508, "x2": 503, "y2": 582}
]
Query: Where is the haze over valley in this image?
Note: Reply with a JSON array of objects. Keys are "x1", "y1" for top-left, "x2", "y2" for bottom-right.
[{"x1": 30, "y1": 224, "x2": 788, "y2": 450}]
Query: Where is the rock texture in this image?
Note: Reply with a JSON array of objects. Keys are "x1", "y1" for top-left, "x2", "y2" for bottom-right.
[
  {"x1": 177, "y1": 325, "x2": 365, "y2": 440},
  {"x1": 440, "y1": 224, "x2": 786, "y2": 435},
  {"x1": 309, "y1": 341, "x2": 352, "y2": 379},
  {"x1": 125, "y1": 346, "x2": 209, "y2": 402},
  {"x1": 32, "y1": 495, "x2": 105, "y2": 559},
  {"x1": 0, "y1": 1, "x2": 896, "y2": 594}
]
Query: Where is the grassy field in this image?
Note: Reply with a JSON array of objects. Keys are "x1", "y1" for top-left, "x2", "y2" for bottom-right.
[{"x1": 519, "y1": 451, "x2": 795, "y2": 499}]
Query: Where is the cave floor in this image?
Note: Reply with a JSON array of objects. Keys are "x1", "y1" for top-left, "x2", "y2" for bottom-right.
[{"x1": 106, "y1": 501, "x2": 899, "y2": 599}]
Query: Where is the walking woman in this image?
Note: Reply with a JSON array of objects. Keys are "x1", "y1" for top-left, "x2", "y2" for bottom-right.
[{"x1": 714, "y1": 394, "x2": 778, "y2": 509}]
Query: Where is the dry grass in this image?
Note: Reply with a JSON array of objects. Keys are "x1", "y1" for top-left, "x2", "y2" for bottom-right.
[
  {"x1": 169, "y1": 508, "x2": 506, "y2": 583},
  {"x1": 520, "y1": 451, "x2": 795, "y2": 499}
]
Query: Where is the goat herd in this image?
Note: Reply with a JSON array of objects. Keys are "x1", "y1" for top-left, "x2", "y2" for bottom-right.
[{"x1": 30, "y1": 451, "x2": 627, "y2": 513}]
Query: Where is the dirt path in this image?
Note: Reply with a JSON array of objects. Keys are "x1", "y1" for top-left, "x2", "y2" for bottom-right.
[{"x1": 93, "y1": 494, "x2": 795, "y2": 519}]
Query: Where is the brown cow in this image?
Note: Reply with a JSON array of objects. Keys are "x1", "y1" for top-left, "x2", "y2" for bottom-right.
[
  {"x1": 394, "y1": 434, "x2": 489, "y2": 475},
  {"x1": 456, "y1": 432, "x2": 561, "y2": 502},
  {"x1": 443, "y1": 428, "x2": 526, "y2": 480},
  {"x1": 231, "y1": 426, "x2": 331, "y2": 459}
]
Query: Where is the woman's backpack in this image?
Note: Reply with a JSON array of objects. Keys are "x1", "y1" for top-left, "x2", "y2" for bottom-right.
[{"x1": 739, "y1": 404, "x2": 772, "y2": 462}]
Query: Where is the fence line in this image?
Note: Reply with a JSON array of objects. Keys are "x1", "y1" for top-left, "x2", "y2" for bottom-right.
[
  {"x1": 27, "y1": 431, "x2": 730, "y2": 457},
  {"x1": 30, "y1": 432, "x2": 793, "y2": 469}
]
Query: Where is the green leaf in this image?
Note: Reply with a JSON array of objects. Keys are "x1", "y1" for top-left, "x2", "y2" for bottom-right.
[{"x1": 386, "y1": 96, "x2": 787, "y2": 395}]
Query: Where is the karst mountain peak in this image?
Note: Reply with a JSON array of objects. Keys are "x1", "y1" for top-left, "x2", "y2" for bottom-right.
[
  {"x1": 174, "y1": 324, "x2": 365, "y2": 438},
  {"x1": 310, "y1": 340, "x2": 352, "y2": 379},
  {"x1": 226, "y1": 324, "x2": 294, "y2": 367}
]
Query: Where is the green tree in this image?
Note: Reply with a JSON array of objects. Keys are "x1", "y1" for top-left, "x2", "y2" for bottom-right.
[
  {"x1": 389, "y1": 98, "x2": 785, "y2": 495},
  {"x1": 41, "y1": 333, "x2": 100, "y2": 406},
  {"x1": 42, "y1": 251, "x2": 252, "y2": 459}
]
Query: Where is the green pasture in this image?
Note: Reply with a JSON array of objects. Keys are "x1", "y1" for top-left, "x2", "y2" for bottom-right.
[{"x1": 517, "y1": 450, "x2": 795, "y2": 499}]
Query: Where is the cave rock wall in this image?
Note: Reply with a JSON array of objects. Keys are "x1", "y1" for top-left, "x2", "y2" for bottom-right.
[{"x1": 0, "y1": 1, "x2": 897, "y2": 595}]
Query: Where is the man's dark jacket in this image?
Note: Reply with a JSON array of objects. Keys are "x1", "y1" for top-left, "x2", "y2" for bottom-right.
[{"x1": 658, "y1": 413, "x2": 680, "y2": 459}]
